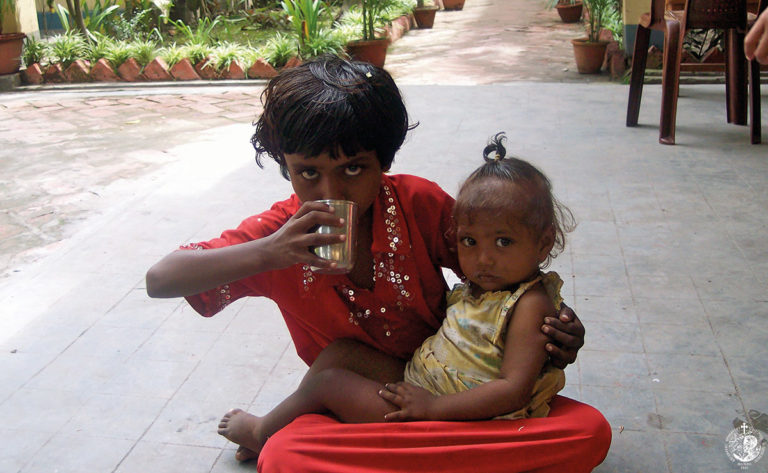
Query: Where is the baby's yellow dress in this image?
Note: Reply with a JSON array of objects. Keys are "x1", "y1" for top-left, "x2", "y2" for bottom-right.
[{"x1": 403, "y1": 271, "x2": 566, "y2": 419}]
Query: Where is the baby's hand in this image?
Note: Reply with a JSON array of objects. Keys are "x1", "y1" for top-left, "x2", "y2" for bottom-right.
[
  {"x1": 379, "y1": 382, "x2": 437, "y2": 421},
  {"x1": 262, "y1": 201, "x2": 346, "y2": 271}
]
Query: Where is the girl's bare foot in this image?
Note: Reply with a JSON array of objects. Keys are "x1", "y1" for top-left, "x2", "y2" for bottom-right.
[
  {"x1": 217, "y1": 409, "x2": 265, "y2": 462},
  {"x1": 235, "y1": 446, "x2": 259, "y2": 462}
]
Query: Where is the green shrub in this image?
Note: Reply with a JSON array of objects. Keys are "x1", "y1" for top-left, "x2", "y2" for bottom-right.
[
  {"x1": 262, "y1": 31, "x2": 295, "y2": 67},
  {"x1": 300, "y1": 27, "x2": 344, "y2": 58},
  {"x1": 104, "y1": 39, "x2": 134, "y2": 67},
  {"x1": 166, "y1": 15, "x2": 223, "y2": 45},
  {"x1": 88, "y1": 33, "x2": 112, "y2": 62},
  {"x1": 128, "y1": 39, "x2": 158, "y2": 66},
  {"x1": 22, "y1": 36, "x2": 49, "y2": 66},
  {"x1": 108, "y1": 9, "x2": 156, "y2": 41},
  {"x1": 209, "y1": 41, "x2": 248, "y2": 70},
  {"x1": 158, "y1": 43, "x2": 186, "y2": 67},
  {"x1": 180, "y1": 42, "x2": 213, "y2": 65},
  {"x1": 49, "y1": 33, "x2": 89, "y2": 68},
  {"x1": 241, "y1": 44, "x2": 266, "y2": 69}
]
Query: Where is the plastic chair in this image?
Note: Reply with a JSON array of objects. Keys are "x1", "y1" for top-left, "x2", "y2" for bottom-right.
[{"x1": 626, "y1": 0, "x2": 754, "y2": 145}]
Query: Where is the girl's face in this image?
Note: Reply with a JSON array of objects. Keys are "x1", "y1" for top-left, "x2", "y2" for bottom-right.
[
  {"x1": 456, "y1": 211, "x2": 553, "y2": 297},
  {"x1": 284, "y1": 150, "x2": 384, "y2": 219}
]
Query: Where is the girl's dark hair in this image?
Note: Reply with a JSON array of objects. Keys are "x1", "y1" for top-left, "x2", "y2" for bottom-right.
[
  {"x1": 454, "y1": 132, "x2": 576, "y2": 267},
  {"x1": 251, "y1": 55, "x2": 416, "y2": 179}
]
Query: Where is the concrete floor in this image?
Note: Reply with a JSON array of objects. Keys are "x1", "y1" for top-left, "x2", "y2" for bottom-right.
[{"x1": 1, "y1": 0, "x2": 767, "y2": 472}]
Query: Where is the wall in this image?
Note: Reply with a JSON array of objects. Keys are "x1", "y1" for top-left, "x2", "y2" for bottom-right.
[
  {"x1": 2, "y1": 0, "x2": 41, "y2": 36},
  {"x1": 623, "y1": 0, "x2": 663, "y2": 54}
]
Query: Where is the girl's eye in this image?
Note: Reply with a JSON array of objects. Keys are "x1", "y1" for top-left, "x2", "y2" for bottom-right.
[
  {"x1": 460, "y1": 236, "x2": 476, "y2": 247},
  {"x1": 345, "y1": 165, "x2": 362, "y2": 176},
  {"x1": 496, "y1": 238, "x2": 512, "y2": 247},
  {"x1": 300, "y1": 169, "x2": 319, "y2": 180}
]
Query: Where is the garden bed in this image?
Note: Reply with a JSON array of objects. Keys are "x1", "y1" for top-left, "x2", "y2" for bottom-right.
[{"x1": 19, "y1": 0, "x2": 418, "y2": 85}]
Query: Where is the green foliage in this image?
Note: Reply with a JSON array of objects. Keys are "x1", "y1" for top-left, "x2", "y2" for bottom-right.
[
  {"x1": 88, "y1": 32, "x2": 115, "y2": 61},
  {"x1": 103, "y1": 39, "x2": 134, "y2": 66},
  {"x1": 165, "y1": 15, "x2": 223, "y2": 44},
  {"x1": 81, "y1": 0, "x2": 121, "y2": 38},
  {"x1": 158, "y1": 42, "x2": 186, "y2": 66},
  {"x1": 209, "y1": 41, "x2": 248, "y2": 70},
  {"x1": 241, "y1": 43, "x2": 266, "y2": 68},
  {"x1": 243, "y1": 6, "x2": 289, "y2": 29},
  {"x1": 55, "y1": 4, "x2": 74, "y2": 33},
  {"x1": 22, "y1": 36, "x2": 49, "y2": 66},
  {"x1": 331, "y1": 20, "x2": 358, "y2": 44},
  {"x1": 603, "y1": 3, "x2": 623, "y2": 49},
  {"x1": 108, "y1": 9, "x2": 157, "y2": 41},
  {"x1": 582, "y1": 0, "x2": 612, "y2": 42},
  {"x1": 128, "y1": 38, "x2": 158, "y2": 65},
  {"x1": 281, "y1": 0, "x2": 324, "y2": 43},
  {"x1": 0, "y1": 0, "x2": 17, "y2": 33},
  {"x1": 300, "y1": 27, "x2": 344, "y2": 58},
  {"x1": 360, "y1": 0, "x2": 387, "y2": 41},
  {"x1": 340, "y1": 1, "x2": 389, "y2": 41},
  {"x1": 48, "y1": 32, "x2": 89, "y2": 67},
  {"x1": 54, "y1": 0, "x2": 121, "y2": 40},
  {"x1": 262, "y1": 31, "x2": 295, "y2": 67},
  {"x1": 179, "y1": 42, "x2": 213, "y2": 64},
  {"x1": 380, "y1": 0, "x2": 413, "y2": 21}
]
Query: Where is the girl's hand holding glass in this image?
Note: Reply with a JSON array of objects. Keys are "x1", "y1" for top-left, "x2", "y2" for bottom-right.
[{"x1": 262, "y1": 201, "x2": 348, "y2": 272}]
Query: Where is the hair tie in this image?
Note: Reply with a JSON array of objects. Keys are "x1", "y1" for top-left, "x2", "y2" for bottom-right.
[{"x1": 482, "y1": 132, "x2": 507, "y2": 163}]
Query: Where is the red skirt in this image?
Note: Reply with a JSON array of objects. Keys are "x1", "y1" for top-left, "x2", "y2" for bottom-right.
[{"x1": 258, "y1": 395, "x2": 611, "y2": 473}]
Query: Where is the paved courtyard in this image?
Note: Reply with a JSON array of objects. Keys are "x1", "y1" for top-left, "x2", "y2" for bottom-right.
[{"x1": 1, "y1": 0, "x2": 767, "y2": 472}]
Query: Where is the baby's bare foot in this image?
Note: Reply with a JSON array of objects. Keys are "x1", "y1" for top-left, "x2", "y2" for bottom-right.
[{"x1": 217, "y1": 408, "x2": 265, "y2": 461}]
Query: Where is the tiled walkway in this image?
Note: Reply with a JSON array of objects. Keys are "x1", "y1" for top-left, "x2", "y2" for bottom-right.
[{"x1": 1, "y1": 1, "x2": 766, "y2": 472}]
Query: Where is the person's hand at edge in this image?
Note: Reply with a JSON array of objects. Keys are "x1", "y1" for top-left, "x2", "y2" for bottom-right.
[
  {"x1": 541, "y1": 303, "x2": 584, "y2": 369},
  {"x1": 746, "y1": 9, "x2": 768, "y2": 64}
]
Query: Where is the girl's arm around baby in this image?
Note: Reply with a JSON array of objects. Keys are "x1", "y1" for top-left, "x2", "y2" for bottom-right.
[
  {"x1": 380, "y1": 286, "x2": 554, "y2": 421},
  {"x1": 146, "y1": 201, "x2": 347, "y2": 298}
]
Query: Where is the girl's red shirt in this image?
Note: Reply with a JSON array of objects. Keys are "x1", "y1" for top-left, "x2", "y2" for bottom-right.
[{"x1": 183, "y1": 174, "x2": 461, "y2": 364}]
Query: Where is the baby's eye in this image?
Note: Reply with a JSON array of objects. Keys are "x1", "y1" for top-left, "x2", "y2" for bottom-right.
[
  {"x1": 345, "y1": 165, "x2": 363, "y2": 176},
  {"x1": 496, "y1": 238, "x2": 513, "y2": 247},
  {"x1": 300, "y1": 169, "x2": 319, "y2": 180},
  {"x1": 460, "y1": 236, "x2": 476, "y2": 247}
]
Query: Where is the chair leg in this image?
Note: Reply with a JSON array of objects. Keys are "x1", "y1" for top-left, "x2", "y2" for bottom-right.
[
  {"x1": 750, "y1": 58, "x2": 762, "y2": 144},
  {"x1": 725, "y1": 29, "x2": 748, "y2": 126},
  {"x1": 627, "y1": 25, "x2": 651, "y2": 127},
  {"x1": 659, "y1": 20, "x2": 682, "y2": 145}
]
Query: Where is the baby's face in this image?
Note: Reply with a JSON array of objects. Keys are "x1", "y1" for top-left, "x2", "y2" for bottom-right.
[
  {"x1": 284, "y1": 150, "x2": 383, "y2": 220},
  {"x1": 456, "y1": 212, "x2": 549, "y2": 296}
]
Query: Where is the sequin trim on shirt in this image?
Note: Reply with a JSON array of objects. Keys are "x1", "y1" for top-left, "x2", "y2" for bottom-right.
[{"x1": 299, "y1": 183, "x2": 415, "y2": 338}]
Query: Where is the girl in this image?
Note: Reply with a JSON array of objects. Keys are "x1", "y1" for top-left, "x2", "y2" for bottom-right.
[
  {"x1": 146, "y1": 56, "x2": 608, "y2": 472},
  {"x1": 216, "y1": 132, "x2": 575, "y2": 456}
]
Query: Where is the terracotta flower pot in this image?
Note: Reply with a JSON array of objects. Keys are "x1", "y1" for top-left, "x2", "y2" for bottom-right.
[
  {"x1": 555, "y1": 2, "x2": 583, "y2": 23},
  {"x1": 441, "y1": 0, "x2": 465, "y2": 10},
  {"x1": 346, "y1": 38, "x2": 390, "y2": 68},
  {"x1": 413, "y1": 6, "x2": 439, "y2": 28},
  {"x1": 0, "y1": 33, "x2": 27, "y2": 76},
  {"x1": 570, "y1": 38, "x2": 608, "y2": 74}
]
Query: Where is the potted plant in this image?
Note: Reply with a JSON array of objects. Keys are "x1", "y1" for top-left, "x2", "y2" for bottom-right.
[
  {"x1": 345, "y1": 0, "x2": 390, "y2": 67},
  {"x1": 570, "y1": 0, "x2": 611, "y2": 73},
  {"x1": 0, "y1": 0, "x2": 26, "y2": 75},
  {"x1": 441, "y1": 0, "x2": 466, "y2": 10},
  {"x1": 412, "y1": 0, "x2": 439, "y2": 28},
  {"x1": 548, "y1": 0, "x2": 583, "y2": 23}
]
